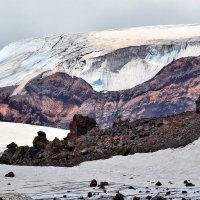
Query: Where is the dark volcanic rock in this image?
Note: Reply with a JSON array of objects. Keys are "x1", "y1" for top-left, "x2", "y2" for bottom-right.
[
  {"x1": 184, "y1": 180, "x2": 195, "y2": 187},
  {"x1": 5, "y1": 172, "x2": 15, "y2": 177},
  {"x1": 0, "y1": 56, "x2": 200, "y2": 129},
  {"x1": 113, "y1": 192, "x2": 124, "y2": 200},
  {"x1": 90, "y1": 179, "x2": 97, "y2": 187},
  {"x1": 68, "y1": 114, "x2": 97, "y2": 138},
  {"x1": 33, "y1": 131, "x2": 49, "y2": 150},
  {"x1": 7, "y1": 142, "x2": 17, "y2": 149},
  {"x1": 87, "y1": 192, "x2": 92, "y2": 198},
  {"x1": 155, "y1": 181, "x2": 162, "y2": 186}
]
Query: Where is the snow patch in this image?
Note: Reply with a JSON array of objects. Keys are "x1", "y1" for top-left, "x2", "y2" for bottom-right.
[{"x1": 0, "y1": 122, "x2": 68, "y2": 147}]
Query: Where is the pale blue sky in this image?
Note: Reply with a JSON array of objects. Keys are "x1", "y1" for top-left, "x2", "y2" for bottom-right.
[{"x1": 0, "y1": 0, "x2": 200, "y2": 48}]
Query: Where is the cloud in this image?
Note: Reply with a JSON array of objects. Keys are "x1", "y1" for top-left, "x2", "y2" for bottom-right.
[{"x1": 0, "y1": 0, "x2": 200, "y2": 48}]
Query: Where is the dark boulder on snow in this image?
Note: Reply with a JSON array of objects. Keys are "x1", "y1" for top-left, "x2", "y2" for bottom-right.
[
  {"x1": 113, "y1": 192, "x2": 124, "y2": 200},
  {"x1": 155, "y1": 181, "x2": 162, "y2": 186},
  {"x1": 87, "y1": 192, "x2": 92, "y2": 198},
  {"x1": 90, "y1": 179, "x2": 97, "y2": 187},
  {"x1": 5, "y1": 172, "x2": 15, "y2": 178},
  {"x1": 184, "y1": 180, "x2": 195, "y2": 187}
]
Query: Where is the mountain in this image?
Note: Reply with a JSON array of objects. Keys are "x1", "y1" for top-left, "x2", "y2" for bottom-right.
[
  {"x1": 0, "y1": 24, "x2": 200, "y2": 128},
  {"x1": 0, "y1": 56, "x2": 200, "y2": 128},
  {"x1": 0, "y1": 24, "x2": 200, "y2": 93}
]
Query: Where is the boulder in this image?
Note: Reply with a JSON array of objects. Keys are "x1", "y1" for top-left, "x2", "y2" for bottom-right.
[
  {"x1": 33, "y1": 131, "x2": 49, "y2": 149},
  {"x1": 184, "y1": 180, "x2": 195, "y2": 187},
  {"x1": 87, "y1": 192, "x2": 92, "y2": 198},
  {"x1": 155, "y1": 181, "x2": 162, "y2": 186},
  {"x1": 5, "y1": 172, "x2": 15, "y2": 177},
  {"x1": 90, "y1": 179, "x2": 97, "y2": 187},
  {"x1": 7, "y1": 142, "x2": 17, "y2": 149},
  {"x1": 69, "y1": 114, "x2": 97, "y2": 138},
  {"x1": 113, "y1": 192, "x2": 124, "y2": 200},
  {"x1": 0, "y1": 149, "x2": 16, "y2": 164}
]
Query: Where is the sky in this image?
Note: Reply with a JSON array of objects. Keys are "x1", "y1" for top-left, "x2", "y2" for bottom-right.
[{"x1": 0, "y1": 0, "x2": 200, "y2": 48}]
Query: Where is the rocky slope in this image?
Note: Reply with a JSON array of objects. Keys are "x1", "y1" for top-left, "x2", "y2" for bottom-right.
[
  {"x1": 0, "y1": 24, "x2": 200, "y2": 92},
  {"x1": 0, "y1": 96, "x2": 199, "y2": 167},
  {"x1": 0, "y1": 55, "x2": 199, "y2": 128}
]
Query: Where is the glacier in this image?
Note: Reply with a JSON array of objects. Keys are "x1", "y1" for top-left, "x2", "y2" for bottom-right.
[{"x1": 0, "y1": 24, "x2": 200, "y2": 93}]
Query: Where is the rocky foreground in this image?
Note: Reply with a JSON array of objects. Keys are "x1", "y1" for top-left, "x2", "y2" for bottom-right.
[{"x1": 0, "y1": 97, "x2": 200, "y2": 167}]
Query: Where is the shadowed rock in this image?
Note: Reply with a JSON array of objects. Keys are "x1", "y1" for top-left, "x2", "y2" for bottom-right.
[
  {"x1": 68, "y1": 114, "x2": 97, "y2": 138},
  {"x1": 33, "y1": 131, "x2": 49, "y2": 149}
]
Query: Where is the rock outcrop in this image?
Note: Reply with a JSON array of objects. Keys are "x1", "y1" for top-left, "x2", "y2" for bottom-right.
[
  {"x1": 68, "y1": 114, "x2": 97, "y2": 138},
  {"x1": 33, "y1": 131, "x2": 49, "y2": 149},
  {"x1": 0, "y1": 56, "x2": 200, "y2": 129},
  {"x1": 1, "y1": 96, "x2": 200, "y2": 167}
]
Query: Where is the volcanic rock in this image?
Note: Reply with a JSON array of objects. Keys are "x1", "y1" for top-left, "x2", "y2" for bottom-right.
[
  {"x1": 69, "y1": 114, "x2": 97, "y2": 138},
  {"x1": 33, "y1": 131, "x2": 49, "y2": 149},
  {"x1": 155, "y1": 181, "x2": 162, "y2": 186},
  {"x1": 87, "y1": 192, "x2": 92, "y2": 198},
  {"x1": 113, "y1": 192, "x2": 124, "y2": 200},
  {"x1": 90, "y1": 179, "x2": 97, "y2": 187},
  {"x1": 5, "y1": 172, "x2": 15, "y2": 178},
  {"x1": 7, "y1": 142, "x2": 17, "y2": 149},
  {"x1": 184, "y1": 180, "x2": 195, "y2": 187}
]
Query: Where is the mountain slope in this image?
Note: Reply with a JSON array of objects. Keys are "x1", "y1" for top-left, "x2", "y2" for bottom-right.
[
  {"x1": 0, "y1": 24, "x2": 200, "y2": 92},
  {"x1": 0, "y1": 56, "x2": 199, "y2": 128}
]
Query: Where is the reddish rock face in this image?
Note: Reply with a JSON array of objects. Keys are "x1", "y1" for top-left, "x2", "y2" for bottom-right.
[{"x1": 0, "y1": 56, "x2": 200, "y2": 129}]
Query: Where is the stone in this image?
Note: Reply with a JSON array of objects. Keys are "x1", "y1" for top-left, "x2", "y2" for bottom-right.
[
  {"x1": 33, "y1": 131, "x2": 49, "y2": 149},
  {"x1": 69, "y1": 114, "x2": 97, "y2": 137},
  {"x1": 37, "y1": 131, "x2": 46, "y2": 138},
  {"x1": 87, "y1": 192, "x2": 92, "y2": 198},
  {"x1": 184, "y1": 180, "x2": 195, "y2": 187},
  {"x1": 7, "y1": 142, "x2": 17, "y2": 149},
  {"x1": 5, "y1": 172, "x2": 15, "y2": 177},
  {"x1": 99, "y1": 181, "x2": 109, "y2": 188},
  {"x1": 90, "y1": 179, "x2": 97, "y2": 187},
  {"x1": 155, "y1": 181, "x2": 162, "y2": 186},
  {"x1": 145, "y1": 196, "x2": 152, "y2": 200},
  {"x1": 113, "y1": 192, "x2": 124, "y2": 200}
]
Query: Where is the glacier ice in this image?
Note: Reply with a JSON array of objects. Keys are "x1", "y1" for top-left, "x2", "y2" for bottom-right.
[{"x1": 0, "y1": 24, "x2": 200, "y2": 93}]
